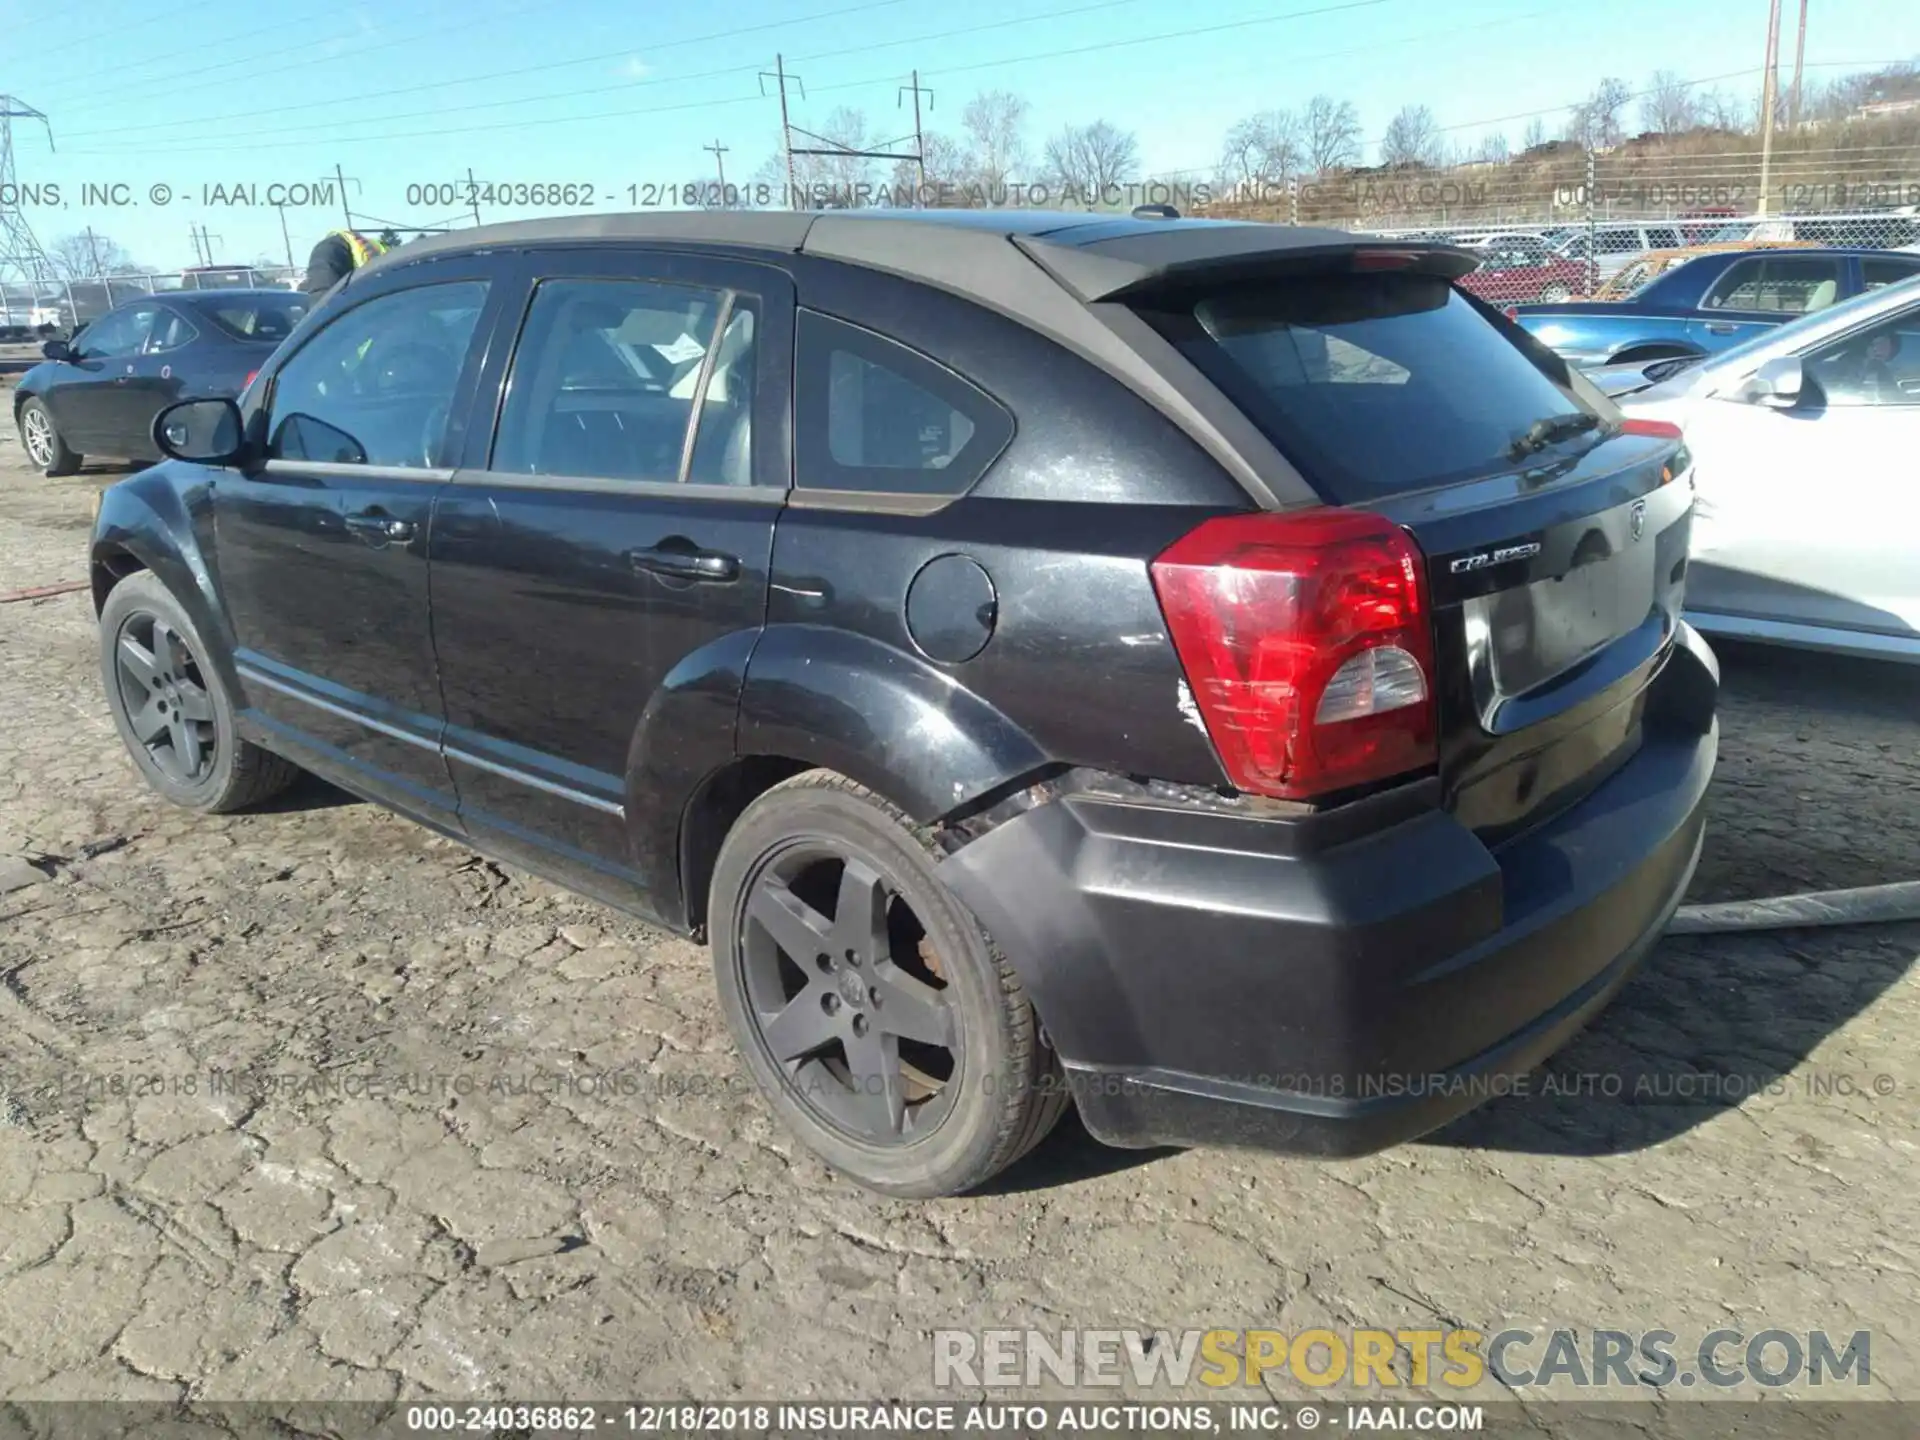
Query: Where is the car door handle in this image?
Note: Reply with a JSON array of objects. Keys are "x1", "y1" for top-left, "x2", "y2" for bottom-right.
[
  {"x1": 628, "y1": 541, "x2": 740, "y2": 583},
  {"x1": 344, "y1": 511, "x2": 416, "y2": 543},
  {"x1": 1704, "y1": 322, "x2": 1741, "y2": 334}
]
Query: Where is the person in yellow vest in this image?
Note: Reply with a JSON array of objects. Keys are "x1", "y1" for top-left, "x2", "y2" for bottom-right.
[{"x1": 301, "y1": 227, "x2": 390, "y2": 296}]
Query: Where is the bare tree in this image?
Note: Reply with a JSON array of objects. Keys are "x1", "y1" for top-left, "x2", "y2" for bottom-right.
[
  {"x1": 1641, "y1": 70, "x2": 1699, "y2": 136},
  {"x1": 1694, "y1": 85, "x2": 1750, "y2": 132},
  {"x1": 1303, "y1": 94, "x2": 1362, "y2": 172},
  {"x1": 1043, "y1": 120, "x2": 1141, "y2": 203},
  {"x1": 758, "y1": 106, "x2": 884, "y2": 207},
  {"x1": 1521, "y1": 115, "x2": 1549, "y2": 151},
  {"x1": 1379, "y1": 105, "x2": 1443, "y2": 168},
  {"x1": 1566, "y1": 77, "x2": 1633, "y2": 149},
  {"x1": 1469, "y1": 130, "x2": 1510, "y2": 164},
  {"x1": 47, "y1": 231, "x2": 138, "y2": 280},
  {"x1": 1219, "y1": 109, "x2": 1302, "y2": 191},
  {"x1": 888, "y1": 132, "x2": 971, "y2": 203},
  {"x1": 960, "y1": 89, "x2": 1031, "y2": 194}
]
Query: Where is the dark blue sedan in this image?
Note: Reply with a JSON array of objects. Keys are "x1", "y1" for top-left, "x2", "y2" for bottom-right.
[
  {"x1": 1511, "y1": 248, "x2": 1920, "y2": 368},
  {"x1": 12, "y1": 289, "x2": 307, "y2": 476}
]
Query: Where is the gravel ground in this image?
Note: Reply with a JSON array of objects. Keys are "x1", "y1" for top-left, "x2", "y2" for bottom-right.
[{"x1": 0, "y1": 415, "x2": 1917, "y2": 1412}]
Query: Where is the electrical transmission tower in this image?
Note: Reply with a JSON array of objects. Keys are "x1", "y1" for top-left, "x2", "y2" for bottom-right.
[{"x1": 0, "y1": 97, "x2": 55, "y2": 288}]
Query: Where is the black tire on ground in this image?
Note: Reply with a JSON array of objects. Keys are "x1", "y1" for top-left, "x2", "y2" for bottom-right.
[
  {"x1": 1539, "y1": 283, "x2": 1574, "y2": 302},
  {"x1": 98, "y1": 571, "x2": 300, "y2": 813},
  {"x1": 18, "y1": 397, "x2": 82, "y2": 477},
  {"x1": 710, "y1": 769, "x2": 1070, "y2": 1198}
]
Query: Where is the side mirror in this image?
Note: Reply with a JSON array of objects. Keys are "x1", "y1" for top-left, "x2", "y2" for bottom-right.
[
  {"x1": 154, "y1": 397, "x2": 246, "y2": 465},
  {"x1": 41, "y1": 338, "x2": 71, "y2": 362},
  {"x1": 1745, "y1": 355, "x2": 1803, "y2": 407}
]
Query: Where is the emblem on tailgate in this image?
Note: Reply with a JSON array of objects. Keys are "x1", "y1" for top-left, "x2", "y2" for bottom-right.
[{"x1": 1449, "y1": 541, "x2": 1541, "y2": 574}]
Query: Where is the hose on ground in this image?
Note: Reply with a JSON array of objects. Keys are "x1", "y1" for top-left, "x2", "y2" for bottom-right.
[{"x1": 1666, "y1": 880, "x2": 1920, "y2": 935}]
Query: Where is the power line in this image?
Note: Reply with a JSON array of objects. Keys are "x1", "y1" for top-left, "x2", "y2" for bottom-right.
[
  {"x1": 55, "y1": 0, "x2": 925, "y2": 138},
  {"x1": 54, "y1": 0, "x2": 1394, "y2": 156},
  {"x1": 17, "y1": 0, "x2": 230, "y2": 61},
  {"x1": 52, "y1": 0, "x2": 532, "y2": 121},
  {"x1": 62, "y1": 0, "x2": 1158, "y2": 149}
]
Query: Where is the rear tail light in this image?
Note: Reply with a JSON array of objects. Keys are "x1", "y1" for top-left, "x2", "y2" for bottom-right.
[{"x1": 1151, "y1": 509, "x2": 1437, "y2": 802}]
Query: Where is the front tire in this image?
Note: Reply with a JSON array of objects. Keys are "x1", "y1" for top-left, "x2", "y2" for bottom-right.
[
  {"x1": 1539, "y1": 282, "x2": 1574, "y2": 302},
  {"x1": 18, "y1": 398, "x2": 82, "y2": 477},
  {"x1": 99, "y1": 572, "x2": 299, "y2": 812},
  {"x1": 710, "y1": 770, "x2": 1068, "y2": 1197}
]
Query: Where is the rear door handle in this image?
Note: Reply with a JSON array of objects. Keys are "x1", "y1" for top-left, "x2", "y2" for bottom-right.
[
  {"x1": 628, "y1": 541, "x2": 740, "y2": 583},
  {"x1": 344, "y1": 511, "x2": 416, "y2": 544},
  {"x1": 1704, "y1": 322, "x2": 1741, "y2": 334}
]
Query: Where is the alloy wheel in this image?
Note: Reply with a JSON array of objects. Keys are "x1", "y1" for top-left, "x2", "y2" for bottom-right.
[
  {"x1": 112, "y1": 611, "x2": 217, "y2": 785},
  {"x1": 737, "y1": 844, "x2": 961, "y2": 1144},
  {"x1": 21, "y1": 407, "x2": 54, "y2": 468}
]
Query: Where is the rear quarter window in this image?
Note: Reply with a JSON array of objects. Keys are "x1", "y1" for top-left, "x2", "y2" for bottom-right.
[
  {"x1": 1138, "y1": 272, "x2": 1604, "y2": 504},
  {"x1": 795, "y1": 310, "x2": 1013, "y2": 497}
]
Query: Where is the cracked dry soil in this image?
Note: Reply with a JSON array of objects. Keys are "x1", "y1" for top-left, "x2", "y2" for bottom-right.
[{"x1": 0, "y1": 433, "x2": 1917, "y2": 1410}]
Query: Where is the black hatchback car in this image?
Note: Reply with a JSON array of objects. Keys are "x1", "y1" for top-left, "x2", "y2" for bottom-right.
[
  {"x1": 14, "y1": 288, "x2": 308, "y2": 475},
  {"x1": 91, "y1": 211, "x2": 1717, "y2": 1197}
]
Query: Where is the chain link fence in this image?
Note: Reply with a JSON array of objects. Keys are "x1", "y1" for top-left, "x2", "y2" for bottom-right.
[
  {"x1": 1201, "y1": 138, "x2": 1920, "y2": 300},
  {"x1": 1, "y1": 265, "x2": 304, "y2": 337}
]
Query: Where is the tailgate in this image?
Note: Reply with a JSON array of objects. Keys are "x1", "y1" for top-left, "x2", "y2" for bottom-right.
[{"x1": 1373, "y1": 433, "x2": 1693, "y2": 840}]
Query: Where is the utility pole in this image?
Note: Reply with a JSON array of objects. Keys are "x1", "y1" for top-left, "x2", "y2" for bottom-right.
[
  {"x1": 83, "y1": 226, "x2": 102, "y2": 277},
  {"x1": 1756, "y1": 0, "x2": 1783, "y2": 214},
  {"x1": 275, "y1": 203, "x2": 295, "y2": 267},
  {"x1": 333, "y1": 162, "x2": 354, "y2": 228},
  {"x1": 760, "y1": 55, "x2": 803, "y2": 209},
  {"x1": 703, "y1": 140, "x2": 730, "y2": 206},
  {"x1": 465, "y1": 167, "x2": 482, "y2": 227},
  {"x1": 1787, "y1": 0, "x2": 1809, "y2": 129},
  {"x1": 898, "y1": 71, "x2": 933, "y2": 203}
]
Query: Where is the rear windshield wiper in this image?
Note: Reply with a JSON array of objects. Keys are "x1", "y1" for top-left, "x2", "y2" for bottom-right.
[{"x1": 1508, "y1": 411, "x2": 1600, "y2": 460}]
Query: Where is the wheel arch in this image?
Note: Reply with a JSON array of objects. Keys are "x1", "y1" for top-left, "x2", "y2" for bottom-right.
[
  {"x1": 91, "y1": 472, "x2": 241, "y2": 695},
  {"x1": 644, "y1": 624, "x2": 1057, "y2": 936}
]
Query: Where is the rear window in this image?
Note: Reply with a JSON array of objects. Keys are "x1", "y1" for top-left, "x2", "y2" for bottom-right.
[
  {"x1": 1142, "y1": 273, "x2": 1602, "y2": 503},
  {"x1": 189, "y1": 294, "x2": 309, "y2": 343}
]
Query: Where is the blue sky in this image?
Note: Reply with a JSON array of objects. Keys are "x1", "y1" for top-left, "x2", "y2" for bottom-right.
[{"x1": 1, "y1": 0, "x2": 1914, "y2": 269}]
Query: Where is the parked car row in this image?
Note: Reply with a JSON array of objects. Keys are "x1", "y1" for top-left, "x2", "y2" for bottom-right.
[{"x1": 1510, "y1": 248, "x2": 1920, "y2": 367}]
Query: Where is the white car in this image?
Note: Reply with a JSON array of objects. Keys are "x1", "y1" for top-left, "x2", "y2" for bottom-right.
[{"x1": 1620, "y1": 275, "x2": 1920, "y2": 662}]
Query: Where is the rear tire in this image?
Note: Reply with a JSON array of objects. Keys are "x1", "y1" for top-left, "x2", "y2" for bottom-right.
[
  {"x1": 1539, "y1": 282, "x2": 1574, "y2": 302},
  {"x1": 709, "y1": 770, "x2": 1068, "y2": 1197},
  {"x1": 99, "y1": 572, "x2": 300, "y2": 813},
  {"x1": 18, "y1": 398, "x2": 82, "y2": 477}
]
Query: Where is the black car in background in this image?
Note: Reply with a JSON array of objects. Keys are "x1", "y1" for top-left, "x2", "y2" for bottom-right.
[
  {"x1": 13, "y1": 288, "x2": 308, "y2": 475},
  {"x1": 92, "y1": 211, "x2": 1717, "y2": 1196}
]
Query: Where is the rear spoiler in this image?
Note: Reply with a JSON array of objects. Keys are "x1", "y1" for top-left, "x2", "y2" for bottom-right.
[{"x1": 1011, "y1": 229, "x2": 1481, "y2": 303}]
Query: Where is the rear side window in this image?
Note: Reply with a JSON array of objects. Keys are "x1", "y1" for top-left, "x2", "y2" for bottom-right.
[
  {"x1": 1864, "y1": 256, "x2": 1920, "y2": 290},
  {"x1": 193, "y1": 294, "x2": 308, "y2": 342},
  {"x1": 1141, "y1": 273, "x2": 1601, "y2": 503},
  {"x1": 491, "y1": 277, "x2": 734, "y2": 483},
  {"x1": 1705, "y1": 256, "x2": 1842, "y2": 314},
  {"x1": 796, "y1": 310, "x2": 1012, "y2": 496}
]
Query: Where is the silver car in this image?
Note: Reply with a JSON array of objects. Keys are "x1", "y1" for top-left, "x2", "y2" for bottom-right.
[{"x1": 1619, "y1": 275, "x2": 1920, "y2": 662}]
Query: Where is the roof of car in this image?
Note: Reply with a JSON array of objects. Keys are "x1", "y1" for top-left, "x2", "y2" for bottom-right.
[
  {"x1": 355, "y1": 208, "x2": 1476, "y2": 304},
  {"x1": 170, "y1": 287, "x2": 305, "y2": 300}
]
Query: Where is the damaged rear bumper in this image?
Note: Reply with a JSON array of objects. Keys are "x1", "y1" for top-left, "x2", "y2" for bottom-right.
[{"x1": 937, "y1": 626, "x2": 1718, "y2": 1158}]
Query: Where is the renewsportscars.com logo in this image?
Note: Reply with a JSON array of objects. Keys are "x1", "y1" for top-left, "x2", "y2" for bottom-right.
[{"x1": 932, "y1": 1328, "x2": 1871, "y2": 1392}]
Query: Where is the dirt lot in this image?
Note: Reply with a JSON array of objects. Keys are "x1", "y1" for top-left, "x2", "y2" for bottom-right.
[{"x1": 1, "y1": 411, "x2": 1917, "y2": 1410}]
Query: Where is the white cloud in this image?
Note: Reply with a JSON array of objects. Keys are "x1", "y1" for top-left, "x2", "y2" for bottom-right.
[{"x1": 620, "y1": 55, "x2": 651, "y2": 80}]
